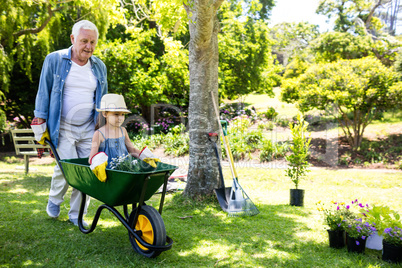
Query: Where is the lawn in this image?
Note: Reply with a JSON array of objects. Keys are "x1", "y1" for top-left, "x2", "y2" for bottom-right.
[{"x1": 1, "y1": 161, "x2": 401, "y2": 268}]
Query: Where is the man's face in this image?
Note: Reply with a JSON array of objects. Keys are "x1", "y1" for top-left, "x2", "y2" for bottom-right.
[{"x1": 70, "y1": 28, "x2": 97, "y2": 65}]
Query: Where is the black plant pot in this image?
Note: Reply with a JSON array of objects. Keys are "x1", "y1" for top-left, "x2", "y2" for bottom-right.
[
  {"x1": 327, "y1": 229, "x2": 345, "y2": 248},
  {"x1": 346, "y1": 233, "x2": 366, "y2": 254},
  {"x1": 382, "y1": 240, "x2": 402, "y2": 263},
  {"x1": 290, "y1": 189, "x2": 304, "y2": 206}
]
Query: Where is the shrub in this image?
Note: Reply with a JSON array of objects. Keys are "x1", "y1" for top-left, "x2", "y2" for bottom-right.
[
  {"x1": 259, "y1": 140, "x2": 290, "y2": 162},
  {"x1": 229, "y1": 115, "x2": 252, "y2": 134},
  {"x1": 258, "y1": 121, "x2": 275, "y2": 131},
  {"x1": 259, "y1": 140, "x2": 275, "y2": 162},
  {"x1": 259, "y1": 107, "x2": 278, "y2": 120},
  {"x1": 162, "y1": 125, "x2": 189, "y2": 157}
]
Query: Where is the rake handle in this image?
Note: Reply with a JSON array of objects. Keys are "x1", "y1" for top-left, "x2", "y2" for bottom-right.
[{"x1": 210, "y1": 91, "x2": 237, "y2": 179}]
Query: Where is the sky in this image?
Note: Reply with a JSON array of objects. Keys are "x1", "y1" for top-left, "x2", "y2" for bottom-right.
[{"x1": 269, "y1": 0, "x2": 335, "y2": 32}]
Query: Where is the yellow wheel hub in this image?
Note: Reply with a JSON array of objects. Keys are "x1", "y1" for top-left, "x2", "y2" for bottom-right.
[{"x1": 135, "y1": 214, "x2": 154, "y2": 250}]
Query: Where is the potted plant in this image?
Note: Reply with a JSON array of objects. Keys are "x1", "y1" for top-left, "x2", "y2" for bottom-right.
[
  {"x1": 317, "y1": 200, "x2": 356, "y2": 248},
  {"x1": 362, "y1": 204, "x2": 397, "y2": 250},
  {"x1": 382, "y1": 226, "x2": 402, "y2": 263},
  {"x1": 344, "y1": 217, "x2": 376, "y2": 254},
  {"x1": 285, "y1": 113, "x2": 311, "y2": 206}
]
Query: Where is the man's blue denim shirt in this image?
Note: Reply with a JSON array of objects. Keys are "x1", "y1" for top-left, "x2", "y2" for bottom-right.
[{"x1": 34, "y1": 46, "x2": 108, "y2": 148}]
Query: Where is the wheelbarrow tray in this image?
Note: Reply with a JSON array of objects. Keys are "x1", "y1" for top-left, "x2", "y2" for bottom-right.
[{"x1": 60, "y1": 158, "x2": 177, "y2": 207}]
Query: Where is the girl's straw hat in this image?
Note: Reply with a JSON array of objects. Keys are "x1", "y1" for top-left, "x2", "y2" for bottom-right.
[{"x1": 96, "y1": 94, "x2": 131, "y2": 113}]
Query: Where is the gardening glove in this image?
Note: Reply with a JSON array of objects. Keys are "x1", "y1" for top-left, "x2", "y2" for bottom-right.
[
  {"x1": 30, "y1": 117, "x2": 51, "y2": 145},
  {"x1": 90, "y1": 152, "x2": 108, "y2": 182},
  {"x1": 139, "y1": 147, "x2": 160, "y2": 168}
]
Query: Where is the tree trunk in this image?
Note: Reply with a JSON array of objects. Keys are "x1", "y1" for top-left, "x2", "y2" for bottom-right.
[{"x1": 183, "y1": 0, "x2": 224, "y2": 198}]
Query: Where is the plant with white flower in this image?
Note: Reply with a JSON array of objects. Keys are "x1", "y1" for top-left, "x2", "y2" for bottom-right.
[{"x1": 109, "y1": 154, "x2": 142, "y2": 172}]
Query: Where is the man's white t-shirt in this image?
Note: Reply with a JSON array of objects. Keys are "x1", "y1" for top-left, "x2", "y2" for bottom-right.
[{"x1": 62, "y1": 60, "x2": 97, "y2": 125}]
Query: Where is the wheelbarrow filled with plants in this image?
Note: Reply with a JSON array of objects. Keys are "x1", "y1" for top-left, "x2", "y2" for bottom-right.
[{"x1": 46, "y1": 140, "x2": 177, "y2": 258}]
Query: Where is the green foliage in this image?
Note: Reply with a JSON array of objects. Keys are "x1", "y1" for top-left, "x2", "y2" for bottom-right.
[
  {"x1": 310, "y1": 32, "x2": 373, "y2": 62},
  {"x1": 97, "y1": 31, "x2": 189, "y2": 115},
  {"x1": 363, "y1": 204, "x2": 402, "y2": 235},
  {"x1": 269, "y1": 22, "x2": 319, "y2": 66},
  {"x1": 383, "y1": 226, "x2": 402, "y2": 247},
  {"x1": 283, "y1": 57, "x2": 311, "y2": 79},
  {"x1": 0, "y1": 109, "x2": 6, "y2": 132},
  {"x1": 285, "y1": 113, "x2": 311, "y2": 189},
  {"x1": 131, "y1": 133, "x2": 164, "y2": 151},
  {"x1": 257, "y1": 120, "x2": 275, "y2": 131},
  {"x1": 316, "y1": 200, "x2": 355, "y2": 231},
  {"x1": 344, "y1": 218, "x2": 376, "y2": 239},
  {"x1": 0, "y1": 0, "x2": 118, "y2": 126},
  {"x1": 310, "y1": 31, "x2": 400, "y2": 66},
  {"x1": 162, "y1": 124, "x2": 189, "y2": 157},
  {"x1": 228, "y1": 115, "x2": 252, "y2": 134},
  {"x1": 316, "y1": 0, "x2": 384, "y2": 33},
  {"x1": 393, "y1": 50, "x2": 402, "y2": 75},
  {"x1": 109, "y1": 154, "x2": 151, "y2": 172},
  {"x1": 258, "y1": 107, "x2": 278, "y2": 120},
  {"x1": 218, "y1": 1, "x2": 280, "y2": 99},
  {"x1": 282, "y1": 57, "x2": 402, "y2": 149},
  {"x1": 259, "y1": 140, "x2": 289, "y2": 162}
]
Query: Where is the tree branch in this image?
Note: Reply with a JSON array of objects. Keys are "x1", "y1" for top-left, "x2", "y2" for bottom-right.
[
  {"x1": 365, "y1": 0, "x2": 383, "y2": 29},
  {"x1": 13, "y1": 4, "x2": 65, "y2": 38}
]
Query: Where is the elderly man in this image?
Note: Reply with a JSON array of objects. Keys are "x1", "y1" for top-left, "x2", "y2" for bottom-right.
[{"x1": 34, "y1": 20, "x2": 107, "y2": 226}]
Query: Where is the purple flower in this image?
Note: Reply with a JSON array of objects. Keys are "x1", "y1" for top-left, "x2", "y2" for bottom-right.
[
  {"x1": 356, "y1": 241, "x2": 360, "y2": 245},
  {"x1": 337, "y1": 206, "x2": 340, "y2": 210},
  {"x1": 346, "y1": 205, "x2": 350, "y2": 209},
  {"x1": 362, "y1": 236, "x2": 366, "y2": 240}
]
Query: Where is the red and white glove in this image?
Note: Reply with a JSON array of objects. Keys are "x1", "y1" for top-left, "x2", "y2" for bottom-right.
[{"x1": 30, "y1": 117, "x2": 50, "y2": 145}]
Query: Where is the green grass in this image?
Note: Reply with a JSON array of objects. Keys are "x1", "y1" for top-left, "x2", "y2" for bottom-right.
[{"x1": 1, "y1": 161, "x2": 402, "y2": 267}]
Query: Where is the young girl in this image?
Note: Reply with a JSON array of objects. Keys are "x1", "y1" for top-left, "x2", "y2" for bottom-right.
[{"x1": 89, "y1": 93, "x2": 141, "y2": 167}]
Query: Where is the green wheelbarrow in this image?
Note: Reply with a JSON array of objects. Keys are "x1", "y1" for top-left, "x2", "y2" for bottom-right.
[{"x1": 46, "y1": 140, "x2": 177, "y2": 258}]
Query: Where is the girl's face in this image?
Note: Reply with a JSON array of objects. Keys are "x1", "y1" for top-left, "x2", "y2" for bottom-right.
[{"x1": 103, "y1": 111, "x2": 125, "y2": 128}]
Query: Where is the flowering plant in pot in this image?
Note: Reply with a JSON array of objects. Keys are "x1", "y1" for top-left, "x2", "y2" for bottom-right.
[
  {"x1": 362, "y1": 204, "x2": 400, "y2": 236},
  {"x1": 285, "y1": 113, "x2": 311, "y2": 206},
  {"x1": 316, "y1": 200, "x2": 356, "y2": 248},
  {"x1": 316, "y1": 201, "x2": 355, "y2": 231},
  {"x1": 361, "y1": 204, "x2": 400, "y2": 250},
  {"x1": 382, "y1": 221, "x2": 402, "y2": 263},
  {"x1": 344, "y1": 218, "x2": 376, "y2": 253},
  {"x1": 383, "y1": 226, "x2": 402, "y2": 247}
]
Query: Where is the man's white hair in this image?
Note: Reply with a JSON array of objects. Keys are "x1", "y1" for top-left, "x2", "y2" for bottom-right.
[{"x1": 71, "y1": 20, "x2": 99, "y2": 42}]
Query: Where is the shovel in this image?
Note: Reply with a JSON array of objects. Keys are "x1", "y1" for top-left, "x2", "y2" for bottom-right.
[{"x1": 210, "y1": 92, "x2": 260, "y2": 217}]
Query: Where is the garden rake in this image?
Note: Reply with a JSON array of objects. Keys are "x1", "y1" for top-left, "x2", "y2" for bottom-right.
[{"x1": 210, "y1": 92, "x2": 260, "y2": 217}]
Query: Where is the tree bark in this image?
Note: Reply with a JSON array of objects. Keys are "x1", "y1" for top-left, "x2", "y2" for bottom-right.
[{"x1": 183, "y1": 0, "x2": 224, "y2": 198}]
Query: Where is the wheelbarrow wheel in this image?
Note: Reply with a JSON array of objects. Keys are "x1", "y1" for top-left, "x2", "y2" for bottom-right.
[{"x1": 128, "y1": 205, "x2": 166, "y2": 258}]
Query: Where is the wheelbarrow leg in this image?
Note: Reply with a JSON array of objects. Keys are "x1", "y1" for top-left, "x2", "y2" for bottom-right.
[
  {"x1": 129, "y1": 175, "x2": 150, "y2": 228},
  {"x1": 158, "y1": 173, "x2": 170, "y2": 215}
]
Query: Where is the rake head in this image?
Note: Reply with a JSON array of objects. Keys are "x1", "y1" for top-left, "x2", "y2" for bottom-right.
[{"x1": 227, "y1": 178, "x2": 260, "y2": 217}]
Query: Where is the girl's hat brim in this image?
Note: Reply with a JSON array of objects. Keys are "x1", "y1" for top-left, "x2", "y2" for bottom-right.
[
  {"x1": 96, "y1": 107, "x2": 131, "y2": 113},
  {"x1": 97, "y1": 94, "x2": 131, "y2": 114}
]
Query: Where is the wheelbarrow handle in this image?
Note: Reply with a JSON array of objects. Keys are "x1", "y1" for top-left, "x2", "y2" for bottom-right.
[{"x1": 45, "y1": 138, "x2": 65, "y2": 176}]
